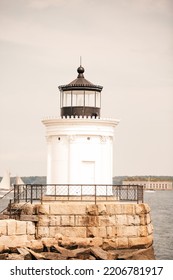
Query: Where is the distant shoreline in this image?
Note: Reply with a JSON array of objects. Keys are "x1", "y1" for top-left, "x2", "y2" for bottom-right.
[{"x1": 0, "y1": 175, "x2": 172, "y2": 186}]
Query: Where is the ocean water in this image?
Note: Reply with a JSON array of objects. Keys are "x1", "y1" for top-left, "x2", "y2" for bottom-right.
[
  {"x1": 144, "y1": 190, "x2": 173, "y2": 260},
  {"x1": 0, "y1": 189, "x2": 173, "y2": 260}
]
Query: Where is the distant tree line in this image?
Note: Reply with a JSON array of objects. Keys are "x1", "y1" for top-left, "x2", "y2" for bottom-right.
[
  {"x1": 1, "y1": 175, "x2": 172, "y2": 186},
  {"x1": 10, "y1": 176, "x2": 47, "y2": 185},
  {"x1": 113, "y1": 176, "x2": 173, "y2": 185}
]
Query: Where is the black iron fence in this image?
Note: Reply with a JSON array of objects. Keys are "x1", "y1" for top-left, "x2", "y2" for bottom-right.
[{"x1": 13, "y1": 184, "x2": 143, "y2": 204}]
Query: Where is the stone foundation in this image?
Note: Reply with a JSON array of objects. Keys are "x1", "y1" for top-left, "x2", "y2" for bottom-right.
[
  {"x1": 35, "y1": 202, "x2": 153, "y2": 249},
  {"x1": 0, "y1": 219, "x2": 35, "y2": 247},
  {"x1": 0, "y1": 202, "x2": 155, "y2": 259}
]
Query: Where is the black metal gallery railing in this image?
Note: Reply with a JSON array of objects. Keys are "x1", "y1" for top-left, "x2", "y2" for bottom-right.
[{"x1": 13, "y1": 184, "x2": 143, "y2": 204}]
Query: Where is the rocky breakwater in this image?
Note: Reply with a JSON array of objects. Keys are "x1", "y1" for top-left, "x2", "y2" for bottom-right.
[{"x1": 0, "y1": 202, "x2": 155, "y2": 260}]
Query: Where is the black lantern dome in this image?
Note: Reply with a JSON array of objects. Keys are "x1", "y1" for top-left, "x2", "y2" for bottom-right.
[{"x1": 58, "y1": 65, "x2": 103, "y2": 118}]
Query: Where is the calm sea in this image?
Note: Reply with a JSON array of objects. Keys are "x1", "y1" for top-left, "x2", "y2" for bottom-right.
[
  {"x1": 144, "y1": 190, "x2": 173, "y2": 260},
  {"x1": 0, "y1": 190, "x2": 173, "y2": 260}
]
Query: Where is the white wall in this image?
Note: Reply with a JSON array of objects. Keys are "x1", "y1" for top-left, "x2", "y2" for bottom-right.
[{"x1": 43, "y1": 117, "x2": 119, "y2": 195}]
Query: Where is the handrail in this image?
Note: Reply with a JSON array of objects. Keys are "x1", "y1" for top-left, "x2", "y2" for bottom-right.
[
  {"x1": 0, "y1": 184, "x2": 143, "y2": 218},
  {"x1": 0, "y1": 187, "x2": 26, "y2": 215},
  {"x1": 0, "y1": 187, "x2": 14, "y2": 200},
  {"x1": 12, "y1": 184, "x2": 144, "y2": 204},
  {"x1": 8, "y1": 199, "x2": 30, "y2": 218},
  {"x1": 0, "y1": 188, "x2": 14, "y2": 215}
]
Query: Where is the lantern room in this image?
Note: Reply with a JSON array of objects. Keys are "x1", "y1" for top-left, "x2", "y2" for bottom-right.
[{"x1": 59, "y1": 65, "x2": 103, "y2": 118}]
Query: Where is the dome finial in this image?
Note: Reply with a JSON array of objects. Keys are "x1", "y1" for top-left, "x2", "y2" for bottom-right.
[{"x1": 77, "y1": 56, "x2": 84, "y2": 78}]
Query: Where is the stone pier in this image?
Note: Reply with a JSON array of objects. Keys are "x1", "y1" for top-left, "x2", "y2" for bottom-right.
[
  {"x1": 35, "y1": 202, "x2": 153, "y2": 247},
  {"x1": 0, "y1": 202, "x2": 155, "y2": 259}
]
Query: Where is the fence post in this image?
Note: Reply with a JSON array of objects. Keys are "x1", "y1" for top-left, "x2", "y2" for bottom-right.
[
  {"x1": 55, "y1": 184, "x2": 57, "y2": 200},
  {"x1": 119, "y1": 185, "x2": 121, "y2": 200},
  {"x1": 26, "y1": 185, "x2": 28, "y2": 202},
  {"x1": 14, "y1": 184, "x2": 16, "y2": 203},
  {"x1": 41, "y1": 186, "x2": 43, "y2": 204},
  {"x1": 137, "y1": 185, "x2": 143, "y2": 204},
  {"x1": 31, "y1": 185, "x2": 33, "y2": 204},
  {"x1": 141, "y1": 185, "x2": 144, "y2": 203},
  {"x1": 95, "y1": 185, "x2": 96, "y2": 204},
  {"x1": 137, "y1": 185, "x2": 139, "y2": 203},
  {"x1": 137, "y1": 186, "x2": 139, "y2": 203},
  {"x1": 9, "y1": 199, "x2": 12, "y2": 218},
  {"x1": 17, "y1": 185, "x2": 19, "y2": 203},
  {"x1": 68, "y1": 185, "x2": 69, "y2": 200}
]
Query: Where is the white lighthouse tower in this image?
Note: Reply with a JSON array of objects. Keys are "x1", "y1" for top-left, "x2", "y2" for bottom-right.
[{"x1": 42, "y1": 64, "x2": 119, "y2": 196}]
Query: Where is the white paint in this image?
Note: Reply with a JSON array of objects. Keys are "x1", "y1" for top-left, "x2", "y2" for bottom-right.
[
  {"x1": 42, "y1": 117, "x2": 119, "y2": 195},
  {"x1": 82, "y1": 161, "x2": 95, "y2": 184}
]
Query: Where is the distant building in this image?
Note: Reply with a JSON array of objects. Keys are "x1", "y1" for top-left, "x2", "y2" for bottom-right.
[{"x1": 123, "y1": 180, "x2": 172, "y2": 190}]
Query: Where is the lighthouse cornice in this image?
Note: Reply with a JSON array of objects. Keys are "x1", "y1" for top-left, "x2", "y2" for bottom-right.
[
  {"x1": 42, "y1": 116, "x2": 119, "y2": 139},
  {"x1": 42, "y1": 116, "x2": 119, "y2": 127}
]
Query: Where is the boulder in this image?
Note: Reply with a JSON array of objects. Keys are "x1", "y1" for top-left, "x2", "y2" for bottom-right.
[
  {"x1": 28, "y1": 239, "x2": 43, "y2": 252},
  {"x1": 7, "y1": 253, "x2": 24, "y2": 260},
  {"x1": 117, "y1": 246, "x2": 155, "y2": 260},
  {"x1": 41, "y1": 252, "x2": 65, "y2": 260},
  {"x1": 58, "y1": 236, "x2": 78, "y2": 249},
  {"x1": 51, "y1": 245, "x2": 91, "y2": 259},
  {"x1": 0, "y1": 253, "x2": 8, "y2": 260},
  {"x1": 0, "y1": 245, "x2": 9, "y2": 253},
  {"x1": 102, "y1": 238, "x2": 118, "y2": 250},
  {"x1": 21, "y1": 203, "x2": 36, "y2": 215},
  {"x1": 24, "y1": 248, "x2": 45, "y2": 260},
  {"x1": 128, "y1": 235, "x2": 153, "y2": 249},
  {"x1": 90, "y1": 247, "x2": 114, "y2": 260},
  {"x1": 69, "y1": 248, "x2": 91, "y2": 260},
  {"x1": 42, "y1": 238, "x2": 56, "y2": 251},
  {"x1": 17, "y1": 248, "x2": 32, "y2": 260}
]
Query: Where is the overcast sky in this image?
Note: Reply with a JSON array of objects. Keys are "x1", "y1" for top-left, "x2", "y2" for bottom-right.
[{"x1": 0, "y1": 0, "x2": 173, "y2": 177}]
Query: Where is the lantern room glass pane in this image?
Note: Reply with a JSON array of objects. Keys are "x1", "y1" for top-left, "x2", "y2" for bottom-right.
[
  {"x1": 60, "y1": 91, "x2": 63, "y2": 107},
  {"x1": 76, "y1": 93, "x2": 84, "y2": 106},
  {"x1": 62, "y1": 91, "x2": 72, "y2": 107},
  {"x1": 72, "y1": 90, "x2": 84, "y2": 106},
  {"x1": 96, "y1": 92, "x2": 101, "y2": 108},
  {"x1": 85, "y1": 91, "x2": 95, "y2": 107}
]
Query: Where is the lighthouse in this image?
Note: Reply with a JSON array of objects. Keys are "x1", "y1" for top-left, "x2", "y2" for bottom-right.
[{"x1": 42, "y1": 64, "x2": 119, "y2": 196}]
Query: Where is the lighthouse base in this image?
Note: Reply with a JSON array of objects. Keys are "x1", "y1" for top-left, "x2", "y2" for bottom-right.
[
  {"x1": 36, "y1": 201, "x2": 154, "y2": 259},
  {"x1": 0, "y1": 201, "x2": 155, "y2": 260},
  {"x1": 42, "y1": 195, "x2": 118, "y2": 203}
]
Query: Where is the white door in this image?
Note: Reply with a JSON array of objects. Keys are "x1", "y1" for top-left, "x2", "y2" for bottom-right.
[{"x1": 82, "y1": 161, "x2": 95, "y2": 195}]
